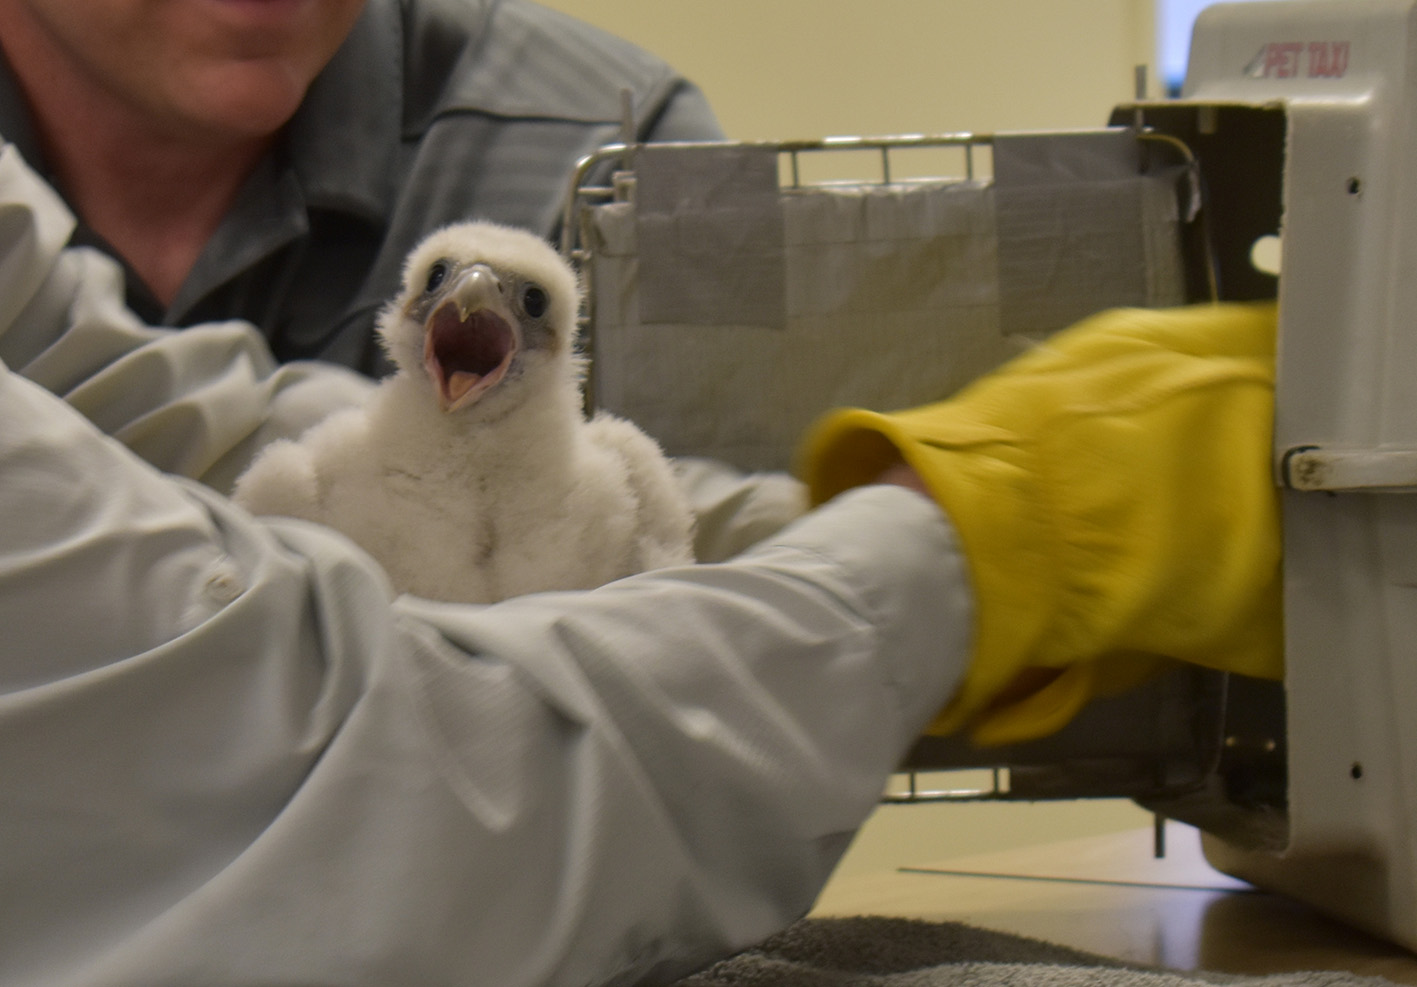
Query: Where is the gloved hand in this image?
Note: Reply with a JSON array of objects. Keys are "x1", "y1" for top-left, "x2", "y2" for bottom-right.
[{"x1": 797, "y1": 303, "x2": 1282, "y2": 746}]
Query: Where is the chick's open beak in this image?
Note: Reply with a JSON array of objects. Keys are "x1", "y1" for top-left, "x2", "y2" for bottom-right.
[{"x1": 422, "y1": 264, "x2": 519, "y2": 412}]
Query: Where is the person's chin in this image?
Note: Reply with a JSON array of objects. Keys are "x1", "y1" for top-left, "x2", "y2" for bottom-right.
[
  {"x1": 173, "y1": 70, "x2": 310, "y2": 142},
  {"x1": 196, "y1": 0, "x2": 361, "y2": 53}
]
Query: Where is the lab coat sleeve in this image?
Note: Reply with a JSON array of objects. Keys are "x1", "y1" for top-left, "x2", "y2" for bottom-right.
[
  {"x1": 0, "y1": 141, "x2": 375, "y2": 494},
  {"x1": 0, "y1": 356, "x2": 972, "y2": 986}
]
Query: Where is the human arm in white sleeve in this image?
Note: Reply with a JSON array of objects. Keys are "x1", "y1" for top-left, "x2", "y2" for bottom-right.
[{"x1": 0, "y1": 359, "x2": 971, "y2": 987}]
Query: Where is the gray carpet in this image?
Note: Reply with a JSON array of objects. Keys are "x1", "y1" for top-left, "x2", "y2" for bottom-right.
[{"x1": 674, "y1": 917, "x2": 1402, "y2": 986}]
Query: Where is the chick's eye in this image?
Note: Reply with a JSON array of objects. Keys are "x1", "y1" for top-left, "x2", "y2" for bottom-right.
[
  {"x1": 521, "y1": 283, "x2": 549, "y2": 319},
  {"x1": 424, "y1": 261, "x2": 450, "y2": 294}
]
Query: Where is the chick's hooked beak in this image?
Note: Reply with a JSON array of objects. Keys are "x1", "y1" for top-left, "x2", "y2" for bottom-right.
[{"x1": 422, "y1": 264, "x2": 519, "y2": 412}]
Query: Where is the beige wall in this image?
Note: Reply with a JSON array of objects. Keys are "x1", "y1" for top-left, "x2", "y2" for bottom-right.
[{"x1": 539, "y1": 0, "x2": 1159, "y2": 140}]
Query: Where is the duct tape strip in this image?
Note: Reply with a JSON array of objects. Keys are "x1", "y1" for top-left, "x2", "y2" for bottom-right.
[
  {"x1": 633, "y1": 143, "x2": 787, "y2": 329},
  {"x1": 994, "y1": 131, "x2": 1184, "y2": 336}
]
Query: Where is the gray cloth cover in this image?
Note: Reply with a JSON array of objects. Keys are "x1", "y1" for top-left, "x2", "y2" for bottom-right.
[{"x1": 585, "y1": 133, "x2": 1188, "y2": 473}]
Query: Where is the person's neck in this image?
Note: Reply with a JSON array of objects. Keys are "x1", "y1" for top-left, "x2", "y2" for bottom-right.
[{"x1": 37, "y1": 103, "x2": 273, "y2": 310}]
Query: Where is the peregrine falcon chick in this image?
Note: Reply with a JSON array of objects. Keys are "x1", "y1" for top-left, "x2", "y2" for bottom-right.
[{"x1": 233, "y1": 221, "x2": 695, "y2": 603}]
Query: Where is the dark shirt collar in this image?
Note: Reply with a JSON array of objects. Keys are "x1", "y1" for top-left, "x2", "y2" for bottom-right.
[
  {"x1": 0, "y1": 53, "x2": 49, "y2": 181},
  {"x1": 173, "y1": 0, "x2": 413, "y2": 323},
  {"x1": 285, "y1": 0, "x2": 406, "y2": 225}
]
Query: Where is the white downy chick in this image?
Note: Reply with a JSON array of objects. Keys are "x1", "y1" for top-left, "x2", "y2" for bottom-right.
[{"x1": 233, "y1": 221, "x2": 695, "y2": 603}]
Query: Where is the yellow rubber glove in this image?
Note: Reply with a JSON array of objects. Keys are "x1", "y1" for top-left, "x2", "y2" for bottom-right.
[{"x1": 798, "y1": 303, "x2": 1282, "y2": 746}]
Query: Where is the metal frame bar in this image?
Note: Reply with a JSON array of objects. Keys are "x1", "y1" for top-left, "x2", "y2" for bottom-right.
[
  {"x1": 881, "y1": 767, "x2": 1012, "y2": 805},
  {"x1": 559, "y1": 132, "x2": 995, "y2": 259}
]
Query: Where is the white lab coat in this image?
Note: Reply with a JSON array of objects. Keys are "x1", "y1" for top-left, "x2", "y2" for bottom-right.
[{"x1": 0, "y1": 143, "x2": 975, "y2": 986}]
